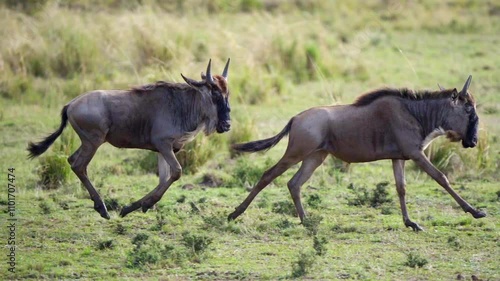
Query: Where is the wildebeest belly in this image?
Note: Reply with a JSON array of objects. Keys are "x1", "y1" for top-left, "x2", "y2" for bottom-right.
[
  {"x1": 105, "y1": 121, "x2": 155, "y2": 150},
  {"x1": 326, "y1": 132, "x2": 405, "y2": 163}
]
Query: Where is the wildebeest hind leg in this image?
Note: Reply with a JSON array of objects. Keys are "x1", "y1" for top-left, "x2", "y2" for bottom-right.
[
  {"x1": 392, "y1": 160, "x2": 423, "y2": 231},
  {"x1": 70, "y1": 143, "x2": 109, "y2": 219},
  {"x1": 228, "y1": 157, "x2": 299, "y2": 221},
  {"x1": 287, "y1": 150, "x2": 328, "y2": 223}
]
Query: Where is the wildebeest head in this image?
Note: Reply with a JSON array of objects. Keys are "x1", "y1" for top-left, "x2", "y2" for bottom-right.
[
  {"x1": 181, "y1": 59, "x2": 231, "y2": 133},
  {"x1": 439, "y1": 75, "x2": 478, "y2": 148}
]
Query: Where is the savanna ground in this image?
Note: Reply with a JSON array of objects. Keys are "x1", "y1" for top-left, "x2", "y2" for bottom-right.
[{"x1": 1, "y1": 0, "x2": 499, "y2": 280}]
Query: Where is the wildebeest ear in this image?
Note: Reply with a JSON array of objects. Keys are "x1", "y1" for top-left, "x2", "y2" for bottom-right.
[
  {"x1": 451, "y1": 88, "x2": 458, "y2": 101},
  {"x1": 181, "y1": 73, "x2": 205, "y2": 88}
]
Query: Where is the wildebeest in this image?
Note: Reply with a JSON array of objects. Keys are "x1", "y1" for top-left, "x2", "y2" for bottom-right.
[
  {"x1": 28, "y1": 59, "x2": 231, "y2": 219},
  {"x1": 228, "y1": 75, "x2": 484, "y2": 231}
]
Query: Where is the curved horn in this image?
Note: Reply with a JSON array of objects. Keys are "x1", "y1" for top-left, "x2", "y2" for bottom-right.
[
  {"x1": 460, "y1": 75, "x2": 472, "y2": 96},
  {"x1": 205, "y1": 59, "x2": 214, "y2": 84},
  {"x1": 437, "y1": 83, "x2": 445, "y2": 91},
  {"x1": 222, "y1": 58, "x2": 230, "y2": 79}
]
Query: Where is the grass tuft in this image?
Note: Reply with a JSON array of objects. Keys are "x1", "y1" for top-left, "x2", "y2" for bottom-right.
[{"x1": 404, "y1": 252, "x2": 428, "y2": 268}]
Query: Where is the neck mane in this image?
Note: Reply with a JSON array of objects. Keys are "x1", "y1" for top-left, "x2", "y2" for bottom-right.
[
  {"x1": 354, "y1": 88, "x2": 457, "y2": 140},
  {"x1": 353, "y1": 88, "x2": 455, "y2": 106}
]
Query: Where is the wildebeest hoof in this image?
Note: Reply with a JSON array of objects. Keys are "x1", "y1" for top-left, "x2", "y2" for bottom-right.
[
  {"x1": 227, "y1": 211, "x2": 239, "y2": 221},
  {"x1": 470, "y1": 209, "x2": 486, "y2": 219},
  {"x1": 94, "y1": 202, "x2": 110, "y2": 220},
  {"x1": 405, "y1": 221, "x2": 423, "y2": 232},
  {"x1": 141, "y1": 204, "x2": 152, "y2": 213},
  {"x1": 120, "y1": 202, "x2": 141, "y2": 218}
]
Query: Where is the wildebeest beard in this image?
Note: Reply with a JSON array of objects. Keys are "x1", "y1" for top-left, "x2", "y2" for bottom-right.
[
  {"x1": 463, "y1": 110, "x2": 478, "y2": 148},
  {"x1": 215, "y1": 97, "x2": 231, "y2": 133}
]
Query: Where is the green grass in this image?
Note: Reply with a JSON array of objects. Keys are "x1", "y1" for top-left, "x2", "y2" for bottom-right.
[{"x1": 1, "y1": 0, "x2": 499, "y2": 280}]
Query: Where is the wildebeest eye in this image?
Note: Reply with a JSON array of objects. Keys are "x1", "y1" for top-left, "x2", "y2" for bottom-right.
[{"x1": 465, "y1": 104, "x2": 473, "y2": 113}]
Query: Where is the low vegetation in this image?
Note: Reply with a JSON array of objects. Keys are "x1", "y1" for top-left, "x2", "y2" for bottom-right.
[{"x1": 1, "y1": 0, "x2": 499, "y2": 280}]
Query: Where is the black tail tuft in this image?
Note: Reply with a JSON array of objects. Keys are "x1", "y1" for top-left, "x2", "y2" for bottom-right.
[
  {"x1": 27, "y1": 105, "x2": 69, "y2": 159},
  {"x1": 232, "y1": 118, "x2": 293, "y2": 153}
]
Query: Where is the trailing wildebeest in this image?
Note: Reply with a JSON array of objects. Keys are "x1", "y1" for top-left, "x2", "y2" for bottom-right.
[
  {"x1": 28, "y1": 59, "x2": 231, "y2": 219},
  {"x1": 228, "y1": 75, "x2": 484, "y2": 231}
]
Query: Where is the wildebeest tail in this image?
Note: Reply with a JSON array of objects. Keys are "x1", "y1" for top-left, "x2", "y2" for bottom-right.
[
  {"x1": 232, "y1": 118, "x2": 294, "y2": 153},
  {"x1": 27, "y1": 105, "x2": 69, "y2": 159}
]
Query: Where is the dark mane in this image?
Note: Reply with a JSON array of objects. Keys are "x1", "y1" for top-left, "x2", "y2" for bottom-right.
[
  {"x1": 353, "y1": 88, "x2": 455, "y2": 106},
  {"x1": 131, "y1": 81, "x2": 189, "y2": 93}
]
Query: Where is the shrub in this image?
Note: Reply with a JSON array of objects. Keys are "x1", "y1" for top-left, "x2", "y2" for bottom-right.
[
  {"x1": 307, "y1": 194, "x2": 322, "y2": 209},
  {"x1": 131, "y1": 233, "x2": 149, "y2": 246},
  {"x1": 346, "y1": 182, "x2": 392, "y2": 208},
  {"x1": 97, "y1": 239, "x2": 114, "y2": 250},
  {"x1": 114, "y1": 224, "x2": 127, "y2": 235},
  {"x1": 370, "y1": 181, "x2": 392, "y2": 207},
  {"x1": 150, "y1": 207, "x2": 167, "y2": 231},
  {"x1": 404, "y1": 252, "x2": 428, "y2": 268},
  {"x1": 276, "y1": 218, "x2": 295, "y2": 230},
  {"x1": 104, "y1": 198, "x2": 121, "y2": 212},
  {"x1": 346, "y1": 183, "x2": 370, "y2": 206},
  {"x1": 36, "y1": 130, "x2": 77, "y2": 189},
  {"x1": 126, "y1": 234, "x2": 182, "y2": 269},
  {"x1": 37, "y1": 154, "x2": 71, "y2": 190},
  {"x1": 126, "y1": 242, "x2": 162, "y2": 269},
  {"x1": 176, "y1": 134, "x2": 226, "y2": 174},
  {"x1": 291, "y1": 250, "x2": 316, "y2": 278},
  {"x1": 181, "y1": 231, "x2": 213, "y2": 255},
  {"x1": 39, "y1": 201, "x2": 52, "y2": 215},
  {"x1": 302, "y1": 213, "x2": 323, "y2": 236},
  {"x1": 271, "y1": 200, "x2": 296, "y2": 216},
  {"x1": 138, "y1": 151, "x2": 158, "y2": 174},
  {"x1": 313, "y1": 235, "x2": 328, "y2": 256}
]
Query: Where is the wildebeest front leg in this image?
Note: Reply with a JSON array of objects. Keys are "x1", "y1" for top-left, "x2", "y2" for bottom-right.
[
  {"x1": 157, "y1": 152, "x2": 170, "y2": 182},
  {"x1": 411, "y1": 152, "x2": 486, "y2": 219},
  {"x1": 120, "y1": 146, "x2": 181, "y2": 217},
  {"x1": 392, "y1": 160, "x2": 423, "y2": 231}
]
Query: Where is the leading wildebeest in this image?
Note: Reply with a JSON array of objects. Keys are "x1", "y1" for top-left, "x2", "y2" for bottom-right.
[
  {"x1": 28, "y1": 59, "x2": 231, "y2": 219},
  {"x1": 228, "y1": 75, "x2": 484, "y2": 231}
]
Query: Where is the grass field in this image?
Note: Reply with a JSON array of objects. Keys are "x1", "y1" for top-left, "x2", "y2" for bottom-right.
[{"x1": 1, "y1": 1, "x2": 499, "y2": 280}]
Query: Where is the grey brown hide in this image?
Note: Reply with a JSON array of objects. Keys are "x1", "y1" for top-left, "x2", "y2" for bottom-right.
[
  {"x1": 229, "y1": 76, "x2": 484, "y2": 231},
  {"x1": 28, "y1": 59, "x2": 231, "y2": 219}
]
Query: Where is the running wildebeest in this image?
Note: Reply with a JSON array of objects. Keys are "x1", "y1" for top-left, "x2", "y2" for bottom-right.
[
  {"x1": 28, "y1": 59, "x2": 231, "y2": 219},
  {"x1": 228, "y1": 75, "x2": 485, "y2": 231}
]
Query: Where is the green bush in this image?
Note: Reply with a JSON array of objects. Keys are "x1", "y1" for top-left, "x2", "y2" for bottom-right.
[
  {"x1": 271, "y1": 200, "x2": 296, "y2": 217},
  {"x1": 313, "y1": 235, "x2": 328, "y2": 256},
  {"x1": 38, "y1": 201, "x2": 52, "y2": 214},
  {"x1": 37, "y1": 154, "x2": 71, "y2": 190},
  {"x1": 176, "y1": 134, "x2": 226, "y2": 174},
  {"x1": 346, "y1": 182, "x2": 392, "y2": 208},
  {"x1": 291, "y1": 250, "x2": 316, "y2": 278},
  {"x1": 306, "y1": 194, "x2": 322, "y2": 209},
  {"x1": 302, "y1": 213, "x2": 323, "y2": 236},
  {"x1": 181, "y1": 231, "x2": 213, "y2": 255},
  {"x1": 97, "y1": 239, "x2": 115, "y2": 250},
  {"x1": 404, "y1": 252, "x2": 428, "y2": 268},
  {"x1": 36, "y1": 131, "x2": 77, "y2": 189}
]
